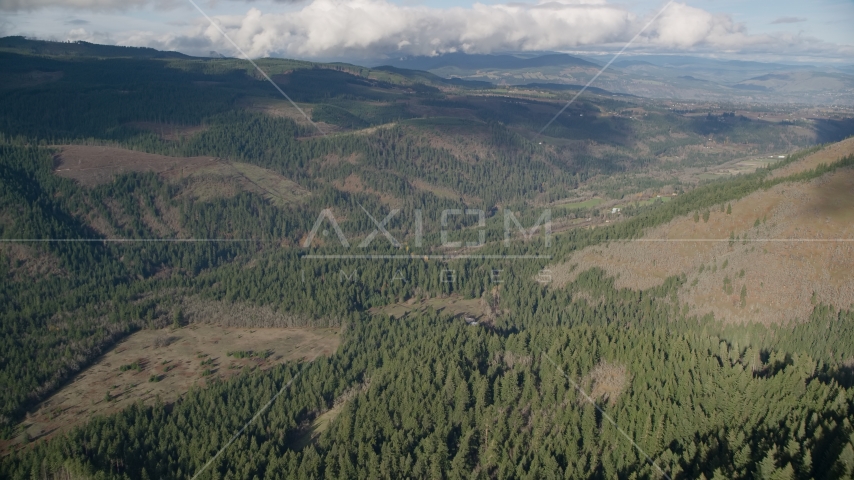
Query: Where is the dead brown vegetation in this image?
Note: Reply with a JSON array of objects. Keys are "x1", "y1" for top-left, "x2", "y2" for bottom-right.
[
  {"x1": 411, "y1": 179, "x2": 481, "y2": 204},
  {"x1": 238, "y1": 97, "x2": 341, "y2": 135},
  {"x1": 492, "y1": 351, "x2": 532, "y2": 369},
  {"x1": 588, "y1": 361, "x2": 630, "y2": 406},
  {"x1": 54, "y1": 145, "x2": 217, "y2": 187},
  {"x1": 0, "y1": 243, "x2": 66, "y2": 281},
  {"x1": 480, "y1": 287, "x2": 502, "y2": 323},
  {"x1": 128, "y1": 122, "x2": 208, "y2": 141},
  {"x1": 181, "y1": 296, "x2": 344, "y2": 329},
  {"x1": 551, "y1": 161, "x2": 854, "y2": 325},
  {"x1": 169, "y1": 160, "x2": 310, "y2": 207},
  {"x1": 416, "y1": 127, "x2": 492, "y2": 163},
  {"x1": 53, "y1": 145, "x2": 310, "y2": 208},
  {"x1": 771, "y1": 136, "x2": 854, "y2": 179},
  {"x1": 370, "y1": 294, "x2": 483, "y2": 322},
  {"x1": 152, "y1": 334, "x2": 177, "y2": 348},
  {"x1": 7, "y1": 324, "x2": 340, "y2": 452},
  {"x1": 292, "y1": 378, "x2": 370, "y2": 451},
  {"x1": 333, "y1": 173, "x2": 400, "y2": 206},
  {"x1": 319, "y1": 152, "x2": 361, "y2": 167}
]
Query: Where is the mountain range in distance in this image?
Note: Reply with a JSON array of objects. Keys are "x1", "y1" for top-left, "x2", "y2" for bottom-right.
[
  {"x1": 381, "y1": 51, "x2": 854, "y2": 105},
  {"x1": 377, "y1": 51, "x2": 599, "y2": 71},
  {"x1": 3, "y1": 34, "x2": 852, "y2": 105}
]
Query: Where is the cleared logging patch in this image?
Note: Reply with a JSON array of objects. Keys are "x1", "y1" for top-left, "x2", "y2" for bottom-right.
[
  {"x1": 4, "y1": 324, "x2": 340, "y2": 454},
  {"x1": 291, "y1": 380, "x2": 370, "y2": 451},
  {"x1": 588, "y1": 361, "x2": 630, "y2": 406},
  {"x1": 170, "y1": 161, "x2": 310, "y2": 207},
  {"x1": 370, "y1": 295, "x2": 484, "y2": 323},
  {"x1": 180, "y1": 296, "x2": 343, "y2": 329},
  {"x1": 54, "y1": 145, "x2": 216, "y2": 187},
  {"x1": 128, "y1": 122, "x2": 208, "y2": 141},
  {"x1": 53, "y1": 145, "x2": 309, "y2": 207}
]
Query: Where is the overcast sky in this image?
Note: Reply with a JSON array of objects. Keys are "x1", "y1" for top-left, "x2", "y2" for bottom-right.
[{"x1": 2, "y1": 0, "x2": 852, "y2": 64}]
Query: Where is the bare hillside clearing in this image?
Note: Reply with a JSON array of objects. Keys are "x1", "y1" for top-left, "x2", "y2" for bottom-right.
[{"x1": 551, "y1": 164, "x2": 854, "y2": 325}]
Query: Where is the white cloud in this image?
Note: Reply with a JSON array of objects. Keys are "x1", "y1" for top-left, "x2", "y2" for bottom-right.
[
  {"x1": 64, "y1": 27, "x2": 117, "y2": 44},
  {"x1": 67, "y1": 27, "x2": 88, "y2": 38},
  {"x1": 1, "y1": 0, "x2": 166, "y2": 11},
  {"x1": 5, "y1": 0, "x2": 850, "y2": 61},
  {"x1": 127, "y1": 0, "x2": 761, "y2": 59},
  {"x1": 0, "y1": 0, "x2": 302, "y2": 10}
]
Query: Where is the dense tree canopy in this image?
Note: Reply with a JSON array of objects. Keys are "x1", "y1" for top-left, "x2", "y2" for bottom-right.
[{"x1": 1, "y1": 46, "x2": 853, "y2": 478}]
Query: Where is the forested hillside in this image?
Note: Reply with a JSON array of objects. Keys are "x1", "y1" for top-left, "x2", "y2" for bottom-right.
[
  {"x1": 1, "y1": 38, "x2": 854, "y2": 478},
  {"x1": 4, "y1": 271, "x2": 854, "y2": 479}
]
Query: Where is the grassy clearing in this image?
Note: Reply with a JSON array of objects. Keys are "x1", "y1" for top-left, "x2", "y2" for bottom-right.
[
  {"x1": 128, "y1": 122, "x2": 208, "y2": 141},
  {"x1": 175, "y1": 161, "x2": 311, "y2": 207},
  {"x1": 5, "y1": 325, "x2": 340, "y2": 452},
  {"x1": 54, "y1": 145, "x2": 217, "y2": 187},
  {"x1": 291, "y1": 403, "x2": 347, "y2": 451},
  {"x1": 54, "y1": 145, "x2": 310, "y2": 207},
  {"x1": 371, "y1": 295, "x2": 484, "y2": 321},
  {"x1": 219, "y1": 161, "x2": 310, "y2": 207},
  {"x1": 554, "y1": 198, "x2": 603, "y2": 210},
  {"x1": 615, "y1": 196, "x2": 673, "y2": 209}
]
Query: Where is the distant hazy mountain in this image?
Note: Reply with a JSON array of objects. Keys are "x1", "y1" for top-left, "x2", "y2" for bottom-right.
[
  {"x1": 0, "y1": 36, "x2": 190, "y2": 59},
  {"x1": 5, "y1": 35, "x2": 851, "y2": 105},
  {"x1": 380, "y1": 52, "x2": 599, "y2": 71},
  {"x1": 732, "y1": 71, "x2": 854, "y2": 94},
  {"x1": 612, "y1": 55, "x2": 816, "y2": 70},
  {"x1": 610, "y1": 55, "x2": 821, "y2": 84},
  {"x1": 379, "y1": 51, "x2": 854, "y2": 104}
]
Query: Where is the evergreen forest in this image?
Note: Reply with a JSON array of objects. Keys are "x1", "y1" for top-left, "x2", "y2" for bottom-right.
[{"x1": 1, "y1": 37, "x2": 853, "y2": 479}]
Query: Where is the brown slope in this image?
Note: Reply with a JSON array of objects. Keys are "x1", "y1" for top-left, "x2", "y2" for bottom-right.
[
  {"x1": 54, "y1": 145, "x2": 217, "y2": 186},
  {"x1": 551, "y1": 147, "x2": 854, "y2": 325},
  {"x1": 3, "y1": 322, "x2": 339, "y2": 455},
  {"x1": 54, "y1": 145, "x2": 310, "y2": 208},
  {"x1": 770, "y1": 136, "x2": 854, "y2": 179}
]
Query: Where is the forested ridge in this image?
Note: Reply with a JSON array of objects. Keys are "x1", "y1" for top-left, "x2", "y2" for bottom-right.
[
  {"x1": 3, "y1": 271, "x2": 854, "y2": 479},
  {"x1": 3, "y1": 149, "x2": 853, "y2": 478},
  {"x1": 2, "y1": 39, "x2": 854, "y2": 478}
]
